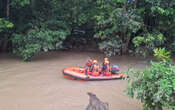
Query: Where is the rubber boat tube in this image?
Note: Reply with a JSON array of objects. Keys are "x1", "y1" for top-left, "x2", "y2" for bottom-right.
[{"x1": 62, "y1": 67, "x2": 126, "y2": 81}]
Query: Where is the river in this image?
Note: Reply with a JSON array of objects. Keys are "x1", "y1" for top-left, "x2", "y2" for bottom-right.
[{"x1": 0, "y1": 51, "x2": 149, "y2": 110}]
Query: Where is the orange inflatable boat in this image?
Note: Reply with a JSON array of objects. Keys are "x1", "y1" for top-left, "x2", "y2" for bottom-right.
[{"x1": 62, "y1": 67, "x2": 127, "y2": 81}]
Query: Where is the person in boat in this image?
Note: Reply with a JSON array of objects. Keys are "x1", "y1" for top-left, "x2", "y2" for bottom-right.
[
  {"x1": 91, "y1": 60, "x2": 100, "y2": 76},
  {"x1": 102, "y1": 57, "x2": 109, "y2": 71},
  {"x1": 85, "y1": 57, "x2": 93, "y2": 74},
  {"x1": 102, "y1": 58, "x2": 112, "y2": 76}
]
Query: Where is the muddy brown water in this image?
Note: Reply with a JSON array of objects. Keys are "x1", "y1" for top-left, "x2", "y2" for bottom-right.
[{"x1": 0, "y1": 51, "x2": 149, "y2": 110}]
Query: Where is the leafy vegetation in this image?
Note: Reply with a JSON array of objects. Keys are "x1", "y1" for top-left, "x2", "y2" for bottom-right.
[
  {"x1": 12, "y1": 29, "x2": 68, "y2": 61},
  {"x1": 0, "y1": 0, "x2": 175, "y2": 60},
  {"x1": 154, "y1": 48, "x2": 171, "y2": 62},
  {"x1": 0, "y1": 18, "x2": 13, "y2": 32},
  {"x1": 0, "y1": 18, "x2": 14, "y2": 51},
  {"x1": 133, "y1": 33, "x2": 165, "y2": 57},
  {"x1": 94, "y1": 0, "x2": 142, "y2": 55},
  {"x1": 126, "y1": 48, "x2": 175, "y2": 110}
]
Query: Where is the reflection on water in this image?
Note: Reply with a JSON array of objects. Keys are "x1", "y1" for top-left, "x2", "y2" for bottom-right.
[{"x1": 0, "y1": 51, "x2": 146, "y2": 110}]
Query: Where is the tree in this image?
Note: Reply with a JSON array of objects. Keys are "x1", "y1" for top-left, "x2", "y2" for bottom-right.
[
  {"x1": 0, "y1": 18, "x2": 13, "y2": 51},
  {"x1": 1, "y1": 0, "x2": 175, "y2": 60},
  {"x1": 126, "y1": 49, "x2": 175, "y2": 110},
  {"x1": 94, "y1": 0, "x2": 142, "y2": 56},
  {"x1": 132, "y1": 0, "x2": 175, "y2": 56}
]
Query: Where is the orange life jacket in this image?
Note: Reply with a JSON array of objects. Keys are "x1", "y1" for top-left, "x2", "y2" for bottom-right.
[
  {"x1": 92, "y1": 64, "x2": 100, "y2": 76},
  {"x1": 93, "y1": 64, "x2": 100, "y2": 72}
]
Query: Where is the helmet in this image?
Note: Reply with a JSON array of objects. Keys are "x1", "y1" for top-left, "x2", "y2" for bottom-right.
[
  {"x1": 104, "y1": 57, "x2": 109, "y2": 61},
  {"x1": 93, "y1": 60, "x2": 98, "y2": 64},
  {"x1": 105, "y1": 60, "x2": 109, "y2": 64}
]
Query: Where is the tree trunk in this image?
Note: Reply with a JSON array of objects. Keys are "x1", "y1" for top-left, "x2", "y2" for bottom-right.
[
  {"x1": 2, "y1": 41, "x2": 8, "y2": 52},
  {"x1": 122, "y1": 38, "x2": 130, "y2": 55},
  {"x1": 2, "y1": 0, "x2": 10, "y2": 52},
  {"x1": 7, "y1": 0, "x2": 10, "y2": 19},
  {"x1": 1, "y1": 0, "x2": 10, "y2": 52},
  {"x1": 121, "y1": 1, "x2": 128, "y2": 55},
  {"x1": 122, "y1": 32, "x2": 130, "y2": 55},
  {"x1": 1, "y1": 33, "x2": 9, "y2": 52},
  {"x1": 134, "y1": 0, "x2": 138, "y2": 9}
]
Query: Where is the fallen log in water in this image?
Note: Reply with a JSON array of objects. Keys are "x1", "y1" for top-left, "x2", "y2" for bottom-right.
[{"x1": 86, "y1": 92, "x2": 109, "y2": 110}]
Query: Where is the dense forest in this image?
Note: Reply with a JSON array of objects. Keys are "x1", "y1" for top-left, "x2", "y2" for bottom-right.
[{"x1": 0, "y1": 0, "x2": 175, "y2": 61}]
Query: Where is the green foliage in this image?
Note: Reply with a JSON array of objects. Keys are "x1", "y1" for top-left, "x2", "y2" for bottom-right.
[
  {"x1": 126, "y1": 61, "x2": 175, "y2": 110},
  {"x1": 98, "y1": 37, "x2": 122, "y2": 56},
  {"x1": 94, "y1": 0, "x2": 175, "y2": 56},
  {"x1": 1, "y1": 0, "x2": 175, "y2": 59},
  {"x1": 126, "y1": 49, "x2": 175, "y2": 110},
  {"x1": 12, "y1": 29, "x2": 68, "y2": 61},
  {"x1": 133, "y1": 36, "x2": 144, "y2": 47},
  {"x1": 94, "y1": 0, "x2": 142, "y2": 56},
  {"x1": 0, "y1": 18, "x2": 14, "y2": 50},
  {"x1": 117, "y1": 0, "x2": 126, "y2": 4},
  {"x1": 127, "y1": 63, "x2": 175, "y2": 110},
  {"x1": 133, "y1": 33, "x2": 165, "y2": 57},
  {"x1": 11, "y1": 0, "x2": 30, "y2": 7},
  {"x1": 154, "y1": 48, "x2": 171, "y2": 62},
  {"x1": 0, "y1": 18, "x2": 13, "y2": 32}
]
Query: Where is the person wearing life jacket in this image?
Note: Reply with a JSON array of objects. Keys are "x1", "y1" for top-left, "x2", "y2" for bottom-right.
[
  {"x1": 91, "y1": 60, "x2": 100, "y2": 76},
  {"x1": 103, "y1": 60, "x2": 112, "y2": 76},
  {"x1": 102, "y1": 57, "x2": 110, "y2": 72},
  {"x1": 102, "y1": 58, "x2": 112, "y2": 76},
  {"x1": 85, "y1": 58, "x2": 93, "y2": 75}
]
